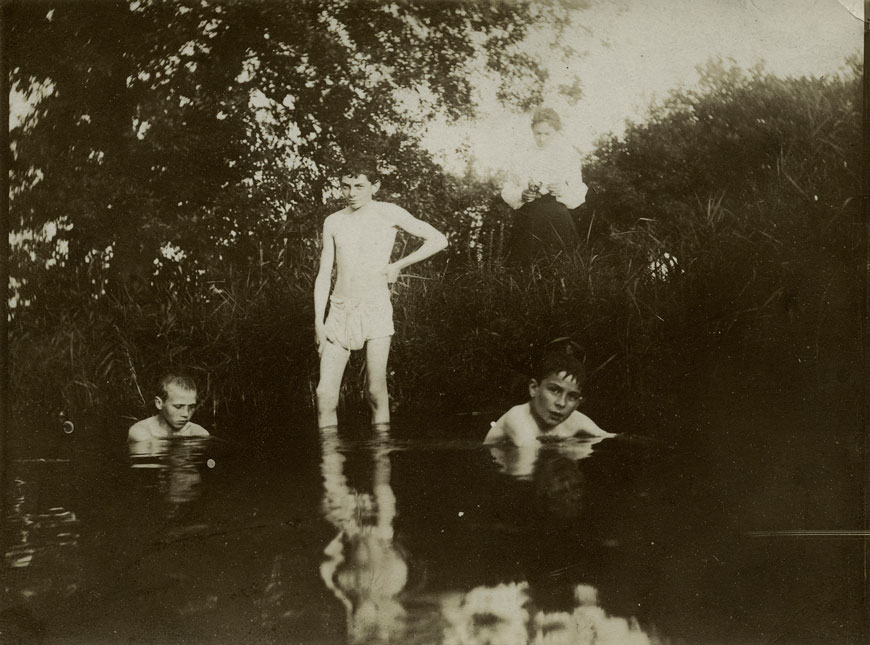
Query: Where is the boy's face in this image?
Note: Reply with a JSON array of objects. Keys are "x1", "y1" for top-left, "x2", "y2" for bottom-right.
[
  {"x1": 340, "y1": 174, "x2": 379, "y2": 211},
  {"x1": 155, "y1": 384, "x2": 197, "y2": 431},
  {"x1": 529, "y1": 371, "x2": 583, "y2": 429}
]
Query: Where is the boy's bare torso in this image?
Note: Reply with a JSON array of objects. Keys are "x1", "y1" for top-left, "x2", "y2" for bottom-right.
[
  {"x1": 486, "y1": 403, "x2": 609, "y2": 446},
  {"x1": 128, "y1": 415, "x2": 209, "y2": 441},
  {"x1": 329, "y1": 202, "x2": 398, "y2": 300}
]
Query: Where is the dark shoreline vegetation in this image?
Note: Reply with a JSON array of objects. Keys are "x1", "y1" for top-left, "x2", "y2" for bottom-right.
[{"x1": 10, "y1": 53, "x2": 862, "y2": 440}]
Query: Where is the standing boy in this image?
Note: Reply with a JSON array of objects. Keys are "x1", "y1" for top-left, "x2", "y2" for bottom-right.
[
  {"x1": 128, "y1": 374, "x2": 209, "y2": 441},
  {"x1": 314, "y1": 158, "x2": 448, "y2": 428},
  {"x1": 484, "y1": 348, "x2": 614, "y2": 446}
]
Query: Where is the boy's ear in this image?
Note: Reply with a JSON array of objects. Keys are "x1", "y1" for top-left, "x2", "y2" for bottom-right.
[
  {"x1": 154, "y1": 396, "x2": 164, "y2": 411},
  {"x1": 528, "y1": 379, "x2": 540, "y2": 397},
  {"x1": 371, "y1": 180, "x2": 380, "y2": 194}
]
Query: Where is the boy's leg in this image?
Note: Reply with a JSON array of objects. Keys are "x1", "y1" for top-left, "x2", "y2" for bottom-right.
[
  {"x1": 316, "y1": 342, "x2": 350, "y2": 428},
  {"x1": 365, "y1": 336, "x2": 392, "y2": 425}
]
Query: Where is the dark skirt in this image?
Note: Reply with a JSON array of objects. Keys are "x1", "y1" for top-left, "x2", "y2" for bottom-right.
[{"x1": 508, "y1": 194, "x2": 578, "y2": 266}]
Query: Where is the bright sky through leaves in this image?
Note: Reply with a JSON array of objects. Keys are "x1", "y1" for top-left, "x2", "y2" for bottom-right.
[{"x1": 422, "y1": 0, "x2": 863, "y2": 175}]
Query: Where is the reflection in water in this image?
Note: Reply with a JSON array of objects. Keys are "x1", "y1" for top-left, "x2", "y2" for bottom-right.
[
  {"x1": 488, "y1": 436, "x2": 605, "y2": 479},
  {"x1": 449, "y1": 435, "x2": 656, "y2": 643},
  {"x1": 441, "y1": 582, "x2": 655, "y2": 645},
  {"x1": 129, "y1": 438, "x2": 207, "y2": 510},
  {"x1": 534, "y1": 454, "x2": 585, "y2": 521},
  {"x1": 5, "y1": 478, "x2": 80, "y2": 570},
  {"x1": 319, "y1": 427, "x2": 409, "y2": 644},
  {"x1": 3, "y1": 466, "x2": 82, "y2": 635},
  {"x1": 254, "y1": 554, "x2": 289, "y2": 628}
]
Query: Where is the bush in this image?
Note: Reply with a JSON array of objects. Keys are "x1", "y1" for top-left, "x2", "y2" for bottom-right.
[{"x1": 10, "y1": 58, "x2": 862, "y2": 433}]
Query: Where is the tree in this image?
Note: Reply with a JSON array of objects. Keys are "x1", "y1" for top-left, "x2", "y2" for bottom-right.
[
  {"x1": 582, "y1": 58, "x2": 861, "y2": 382},
  {"x1": 9, "y1": 0, "x2": 582, "y2": 300},
  {"x1": 585, "y1": 58, "x2": 861, "y2": 239}
]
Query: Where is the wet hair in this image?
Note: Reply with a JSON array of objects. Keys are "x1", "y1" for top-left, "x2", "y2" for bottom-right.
[
  {"x1": 532, "y1": 343, "x2": 585, "y2": 385},
  {"x1": 156, "y1": 373, "x2": 197, "y2": 400},
  {"x1": 339, "y1": 155, "x2": 381, "y2": 184},
  {"x1": 530, "y1": 106, "x2": 562, "y2": 132}
]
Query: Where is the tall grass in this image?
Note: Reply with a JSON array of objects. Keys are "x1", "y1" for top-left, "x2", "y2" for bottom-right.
[
  {"x1": 12, "y1": 184, "x2": 855, "y2": 434},
  {"x1": 10, "y1": 239, "x2": 320, "y2": 433},
  {"x1": 10, "y1": 60, "x2": 860, "y2": 434}
]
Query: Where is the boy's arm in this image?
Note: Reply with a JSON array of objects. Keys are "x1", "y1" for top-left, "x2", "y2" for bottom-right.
[
  {"x1": 484, "y1": 409, "x2": 522, "y2": 445},
  {"x1": 384, "y1": 206, "x2": 448, "y2": 282},
  {"x1": 569, "y1": 411, "x2": 615, "y2": 438},
  {"x1": 314, "y1": 217, "x2": 335, "y2": 352},
  {"x1": 183, "y1": 422, "x2": 210, "y2": 437},
  {"x1": 483, "y1": 417, "x2": 507, "y2": 444},
  {"x1": 128, "y1": 419, "x2": 152, "y2": 442}
]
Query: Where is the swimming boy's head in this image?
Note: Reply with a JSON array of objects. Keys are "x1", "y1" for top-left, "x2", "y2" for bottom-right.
[
  {"x1": 529, "y1": 349, "x2": 585, "y2": 430},
  {"x1": 339, "y1": 156, "x2": 381, "y2": 211},
  {"x1": 155, "y1": 374, "x2": 198, "y2": 431},
  {"x1": 530, "y1": 107, "x2": 562, "y2": 149}
]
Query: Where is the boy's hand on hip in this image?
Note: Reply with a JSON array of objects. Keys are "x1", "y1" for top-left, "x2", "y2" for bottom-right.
[
  {"x1": 315, "y1": 325, "x2": 327, "y2": 356},
  {"x1": 384, "y1": 264, "x2": 401, "y2": 284}
]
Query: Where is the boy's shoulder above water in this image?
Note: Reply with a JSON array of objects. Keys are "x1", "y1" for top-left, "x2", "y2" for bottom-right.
[
  {"x1": 128, "y1": 416, "x2": 210, "y2": 442},
  {"x1": 484, "y1": 402, "x2": 613, "y2": 447}
]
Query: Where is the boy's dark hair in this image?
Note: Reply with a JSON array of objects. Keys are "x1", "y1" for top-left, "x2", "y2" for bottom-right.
[
  {"x1": 157, "y1": 373, "x2": 197, "y2": 400},
  {"x1": 339, "y1": 155, "x2": 381, "y2": 183},
  {"x1": 532, "y1": 342, "x2": 585, "y2": 384}
]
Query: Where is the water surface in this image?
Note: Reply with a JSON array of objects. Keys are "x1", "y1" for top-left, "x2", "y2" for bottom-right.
[{"x1": 2, "y1": 386, "x2": 864, "y2": 643}]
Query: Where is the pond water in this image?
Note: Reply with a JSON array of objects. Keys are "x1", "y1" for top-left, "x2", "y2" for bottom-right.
[{"x1": 2, "y1": 377, "x2": 865, "y2": 644}]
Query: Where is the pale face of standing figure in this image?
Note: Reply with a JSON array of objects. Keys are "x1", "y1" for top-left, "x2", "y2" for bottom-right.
[
  {"x1": 531, "y1": 121, "x2": 559, "y2": 149},
  {"x1": 341, "y1": 174, "x2": 380, "y2": 212}
]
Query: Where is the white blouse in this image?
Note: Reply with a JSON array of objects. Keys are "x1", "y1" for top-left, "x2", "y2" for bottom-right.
[{"x1": 501, "y1": 138, "x2": 588, "y2": 210}]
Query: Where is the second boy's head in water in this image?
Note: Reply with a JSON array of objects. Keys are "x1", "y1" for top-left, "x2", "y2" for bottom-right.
[
  {"x1": 484, "y1": 346, "x2": 614, "y2": 446},
  {"x1": 157, "y1": 374, "x2": 199, "y2": 430},
  {"x1": 128, "y1": 373, "x2": 210, "y2": 442},
  {"x1": 528, "y1": 350, "x2": 586, "y2": 430}
]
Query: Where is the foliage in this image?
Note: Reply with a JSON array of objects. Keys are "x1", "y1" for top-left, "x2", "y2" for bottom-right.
[
  {"x1": 585, "y1": 58, "x2": 860, "y2": 237},
  {"x1": 581, "y1": 57, "x2": 862, "y2": 406},
  {"x1": 9, "y1": 0, "x2": 575, "y2": 301},
  {"x1": 8, "y1": 38, "x2": 863, "y2": 430},
  {"x1": 11, "y1": 238, "x2": 319, "y2": 427}
]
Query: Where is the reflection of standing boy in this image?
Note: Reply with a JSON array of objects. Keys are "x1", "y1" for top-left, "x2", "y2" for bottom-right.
[
  {"x1": 319, "y1": 429, "x2": 408, "y2": 642},
  {"x1": 314, "y1": 158, "x2": 448, "y2": 428}
]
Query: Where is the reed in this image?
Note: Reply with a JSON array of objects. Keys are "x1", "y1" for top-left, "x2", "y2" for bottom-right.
[
  {"x1": 11, "y1": 60, "x2": 860, "y2": 432},
  {"x1": 9, "y1": 202, "x2": 854, "y2": 434}
]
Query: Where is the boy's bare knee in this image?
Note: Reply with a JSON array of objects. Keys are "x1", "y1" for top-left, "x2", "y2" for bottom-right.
[
  {"x1": 316, "y1": 382, "x2": 340, "y2": 410},
  {"x1": 366, "y1": 382, "x2": 389, "y2": 405}
]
